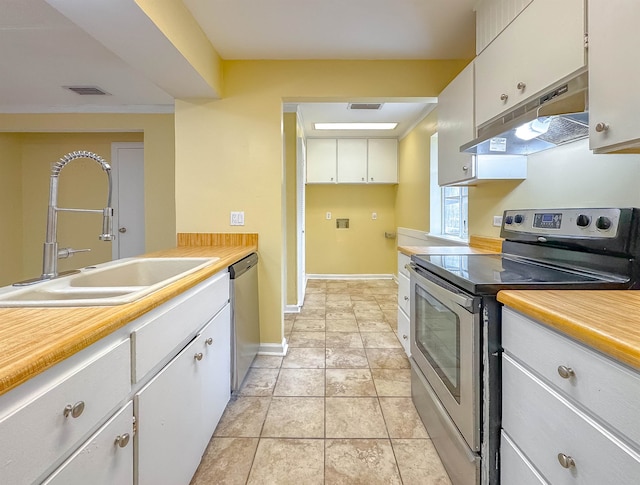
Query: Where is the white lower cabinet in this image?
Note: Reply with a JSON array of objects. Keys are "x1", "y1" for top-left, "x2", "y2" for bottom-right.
[
  {"x1": 43, "y1": 402, "x2": 134, "y2": 485},
  {"x1": 396, "y1": 252, "x2": 411, "y2": 356},
  {"x1": 136, "y1": 304, "x2": 231, "y2": 485},
  {"x1": 501, "y1": 307, "x2": 640, "y2": 484}
]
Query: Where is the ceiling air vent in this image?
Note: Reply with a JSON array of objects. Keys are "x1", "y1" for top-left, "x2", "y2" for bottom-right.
[
  {"x1": 348, "y1": 103, "x2": 382, "y2": 110},
  {"x1": 64, "y1": 86, "x2": 111, "y2": 96}
]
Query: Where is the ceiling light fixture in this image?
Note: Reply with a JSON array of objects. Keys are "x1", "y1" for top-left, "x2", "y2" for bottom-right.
[{"x1": 314, "y1": 122, "x2": 398, "y2": 130}]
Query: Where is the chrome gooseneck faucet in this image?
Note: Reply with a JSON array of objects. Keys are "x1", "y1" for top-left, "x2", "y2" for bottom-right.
[{"x1": 39, "y1": 151, "x2": 115, "y2": 280}]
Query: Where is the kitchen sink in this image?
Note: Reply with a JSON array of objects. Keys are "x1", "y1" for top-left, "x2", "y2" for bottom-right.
[{"x1": 0, "y1": 257, "x2": 219, "y2": 307}]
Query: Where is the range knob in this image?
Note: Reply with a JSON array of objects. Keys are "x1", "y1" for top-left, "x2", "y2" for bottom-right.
[
  {"x1": 596, "y1": 216, "x2": 612, "y2": 231},
  {"x1": 576, "y1": 214, "x2": 591, "y2": 227},
  {"x1": 504, "y1": 215, "x2": 514, "y2": 225},
  {"x1": 514, "y1": 214, "x2": 524, "y2": 224}
]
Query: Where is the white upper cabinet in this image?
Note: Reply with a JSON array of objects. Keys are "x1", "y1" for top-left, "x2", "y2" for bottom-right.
[
  {"x1": 588, "y1": 1, "x2": 640, "y2": 153},
  {"x1": 306, "y1": 138, "x2": 337, "y2": 183},
  {"x1": 306, "y1": 138, "x2": 397, "y2": 184},
  {"x1": 475, "y1": 0, "x2": 586, "y2": 127},
  {"x1": 337, "y1": 139, "x2": 368, "y2": 183},
  {"x1": 475, "y1": 0, "x2": 534, "y2": 54},
  {"x1": 438, "y1": 62, "x2": 527, "y2": 186},
  {"x1": 367, "y1": 139, "x2": 398, "y2": 183}
]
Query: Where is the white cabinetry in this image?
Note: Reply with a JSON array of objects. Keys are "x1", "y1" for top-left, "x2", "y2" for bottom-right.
[
  {"x1": 306, "y1": 138, "x2": 337, "y2": 183},
  {"x1": 474, "y1": 0, "x2": 586, "y2": 127},
  {"x1": 396, "y1": 252, "x2": 411, "y2": 356},
  {"x1": 588, "y1": 1, "x2": 640, "y2": 154},
  {"x1": 337, "y1": 139, "x2": 367, "y2": 183},
  {"x1": 306, "y1": 138, "x2": 397, "y2": 184},
  {"x1": 501, "y1": 307, "x2": 640, "y2": 484},
  {"x1": 136, "y1": 304, "x2": 230, "y2": 485},
  {"x1": 43, "y1": 402, "x2": 134, "y2": 485},
  {"x1": 438, "y1": 62, "x2": 527, "y2": 186}
]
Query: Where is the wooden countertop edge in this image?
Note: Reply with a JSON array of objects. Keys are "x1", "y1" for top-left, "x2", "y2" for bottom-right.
[
  {"x1": 0, "y1": 244, "x2": 257, "y2": 396},
  {"x1": 498, "y1": 291, "x2": 640, "y2": 371}
]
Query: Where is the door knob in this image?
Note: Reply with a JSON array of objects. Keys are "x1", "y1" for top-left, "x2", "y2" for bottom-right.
[{"x1": 118, "y1": 227, "x2": 127, "y2": 233}]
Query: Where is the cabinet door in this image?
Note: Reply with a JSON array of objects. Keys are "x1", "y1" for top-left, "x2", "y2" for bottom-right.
[
  {"x1": 306, "y1": 139, "x2": 337, "y2": 183},
  {"x1": 438, "y1": 62, "x2": 476, "y2": 185},
  {"x1": 43, "y1": 402, "x2": 134, "y2": 485},
  {"x1": 475, "y1": 0, "x2": 585, "y2": 126},
  {"x1": 589, "y1": 1, "x2": 640, "y2": 153},
  {"x1": 337, "y1": 139, "x2": 367, "y2": 183},
  {"x1": 367, "y1": 139, "x2": 398, "y2": 183}
]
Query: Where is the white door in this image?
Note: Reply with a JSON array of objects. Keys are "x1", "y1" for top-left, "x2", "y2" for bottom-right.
[
  {"x1": 111, "y1": 143, "x2": 145, "y2": 260},
  {"x1": 297, "y1": 134, "x2": 306, "y2": 307}
]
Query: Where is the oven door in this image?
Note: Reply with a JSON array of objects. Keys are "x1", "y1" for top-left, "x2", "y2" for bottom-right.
[{"x1": 408, "y1": 263, "x2": 481, "y2": 452}]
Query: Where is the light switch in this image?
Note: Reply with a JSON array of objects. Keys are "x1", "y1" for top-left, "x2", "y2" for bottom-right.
[
  {"x1": 326, "y1": 212, "x2": 332, "y2": 220},
  {"x1": 372, "y1": 212, "x2": 377, "y2": 220},
  {"x1": 493, "y1": 215, "x2": 503, "y2": 227}
]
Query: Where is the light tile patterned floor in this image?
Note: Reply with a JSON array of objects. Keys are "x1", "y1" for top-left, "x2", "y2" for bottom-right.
[{"x1": 191, "y1": 279, "x2": 451, "y2": 485}]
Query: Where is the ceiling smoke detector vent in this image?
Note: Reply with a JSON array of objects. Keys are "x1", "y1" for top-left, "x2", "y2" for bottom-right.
[
  {"x1": 64, "y1": 86, "x2": 111, "y2": 96},
  {"x1": 348, "y1": 103, "x2": 383, "y2": 110}
]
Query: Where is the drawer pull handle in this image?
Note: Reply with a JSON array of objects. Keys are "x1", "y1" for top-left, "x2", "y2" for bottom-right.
[
  {"x1": 63, "y1": 401, "x2": 85, "y2": 419},
  {"x1": 557, "y1": 365, "x2": 575, "y2": 379},
  {"x1": 403, "y1": 296, "x2": 409, "y2": 301},
  {"x1": 557, "y1": 453, "x2": 576, "y2": 469},
  {"x1": 114, "y1": 433, "x2": 130, "y2": 448},
  {"x1": 595, "y1": 122, "x2": 609, "y2": 133},
  {"x1": 205, "y1": 338, "x2": 213, "y2": 346},
  {"x1": 500, "y1": 93, "x2": 509, "y2": 102},
  {"x1": 194, "y1": 352, "x2": 204, "y2": 361}
]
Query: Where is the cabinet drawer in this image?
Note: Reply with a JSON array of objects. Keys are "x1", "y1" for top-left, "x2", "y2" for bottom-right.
[
  {"x1": 0, "y1": 340, "x2": 131, "y2": 485},
  {"x1": 502, "y1": 354, "x2": 640, "y2": 485},
  {"x1": 398, "y1": 252, "x2": 411, "y2": 278},
  {"x1": 43, "y1": 401, "x2": 133, "y2": 485},
  {"x1": 397, "y1": 307, "x2": 410, "y2": 356},
  {"x1": 132, "y1": 271, "x2": 229, "y2": 382},
  {"x1": 501, "y1": 430, "x2": 548, "y2": 485},
  {"x1": 397, "y1": 272, "x2": 410, "y2": 315},
  {"x1": 503, "y1": 307, "x2": 640, "y2": 446}
]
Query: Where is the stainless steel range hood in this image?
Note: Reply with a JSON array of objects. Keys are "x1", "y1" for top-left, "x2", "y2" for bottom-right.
[{"x1": 461, "y1": 72, "x2": 588, "y2": 155}]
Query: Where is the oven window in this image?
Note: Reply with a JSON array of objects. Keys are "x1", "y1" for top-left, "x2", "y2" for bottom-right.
[{"x1": 414, "y1": 284, "x2": 461, "y2": 402}]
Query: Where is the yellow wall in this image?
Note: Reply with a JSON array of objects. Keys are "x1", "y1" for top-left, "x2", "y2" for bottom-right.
[
  {"x1": 306, "y1": 185, "x2": 397, "y2": 274},
  {"x1": 0, "y1": 113, "x2": 177, "y2": 262},
  {"x1": 174, "y1": 59, "x2": 468, "y2": 345},
  {"x1": 18, "y1": 133, "x2": 142, "y2": 279},
  {"x1": 469, "y1": 140, "x2": 640, "y2": 236},
  {"x1": 284, "y1": 113, "x2": 297, "y2": 306},
  {"x1": 396, "y1": 110, "x2": 438, "y2": 231},
  {"x1": 0, "y1": 134, "x2": 23, "y2": 286}
]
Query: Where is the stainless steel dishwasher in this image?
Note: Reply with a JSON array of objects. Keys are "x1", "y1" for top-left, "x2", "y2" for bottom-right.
[{"x1": 229, "y1": 253, "x2": 260, "y2": 393}]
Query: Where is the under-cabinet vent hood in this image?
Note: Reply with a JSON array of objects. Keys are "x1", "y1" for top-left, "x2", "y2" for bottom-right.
[{"x1": 461, "y1": 72, "x2": 588, "y2": 155}]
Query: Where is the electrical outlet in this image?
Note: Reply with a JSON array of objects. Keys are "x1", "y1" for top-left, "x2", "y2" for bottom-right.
[
  {"x1": 230, "y1": 211, "x2": 245, "y2": 226},
  {"x1": 493, "y1": 215, "x2": 503, "y2": 227},
  {"x1": 372, "y1": 212, "x2": 377, "y2": 220},
  {"x1": 326, "y1": 212, "x2": 332, "y2": 220}
]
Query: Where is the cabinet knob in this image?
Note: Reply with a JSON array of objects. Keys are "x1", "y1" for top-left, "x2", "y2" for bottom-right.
[
  {"x1": 595, "y1": 122, "x2": 609, "y2": 133},
  {"x1": 118, "y1": 227, "x2": 127, "y2": 234},
  {"x1": 403, "y1": 296, "x2": 409, "y2": 301},
  {"x1": 557, "y1": 453, "x2": 576, "y2": 469},
  {"x1": 63, "y1": 401, "x2": 85, "y2": 419},
  {"x1": 205, "y1": 337, "x2": 213, "y2": 346},
  {"x1": 402, "y1": 334, "x2": 408, "y2": 340},
  {"x1": 194, "y1": 352, "x2": 203, "y2": 361},
  {"x1": 500, "y1": 93, "x2": 509, "y2": 102},
  {"x1": 330, "y1": 177, "x2": 334, "y2": 181},
  {"x1": 516, "y1": 82, "x2": 526, "y2": 90},
  {"x1": 557, "y1": 365, "x2": 575, "y2": 379},
  {"x1": 361, "y1": 177, "x2": 365, "y2": 181},
  {"x1": 114, "y1": 433, "x2": 130, "y2": 448},
  {"x1": 370, "y1": 177, "x2": 374, "y2": 181},
  {"x1": 462, "y1": 166, "x2": 469, "y2": 171}
]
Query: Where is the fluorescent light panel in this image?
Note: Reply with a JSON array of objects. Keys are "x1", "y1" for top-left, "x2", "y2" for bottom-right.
[{"x1": 314, "y1": 122, "x2": 398, "y2": 130}]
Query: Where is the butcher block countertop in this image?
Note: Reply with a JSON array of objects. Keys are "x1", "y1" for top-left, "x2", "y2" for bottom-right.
[
  {"x1": 0, "y1": 233, "x2": 257, "y2": 396},
  {"x1": 498, "y1": 290, "x2": 640, "y2": 371},
  {"x1": 398, "y1": 234, "x2": 503, "y2": 256}
]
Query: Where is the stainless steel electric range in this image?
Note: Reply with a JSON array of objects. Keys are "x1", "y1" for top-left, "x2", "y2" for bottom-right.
[{"x1": 407, "y1": 208, "x2": 640, "y2": 485}]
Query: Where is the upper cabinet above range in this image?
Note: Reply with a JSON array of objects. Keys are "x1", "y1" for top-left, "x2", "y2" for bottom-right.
[
  {"x1": 588, "y1": 1, "x2": 640, "y2": 154},
  {"x1": 474, "y1": 0, "x2": 586, "y2": 127},
  {"x1": 306, "y1": 138, "x2": 397, "y2": 184}
]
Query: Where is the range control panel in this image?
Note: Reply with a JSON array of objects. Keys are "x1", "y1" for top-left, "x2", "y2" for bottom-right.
[{"x1": 502, "y1": 208, "x2": 621, "y2": 238}]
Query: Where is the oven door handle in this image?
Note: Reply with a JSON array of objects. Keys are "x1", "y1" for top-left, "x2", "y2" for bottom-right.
[{"x1": 406, "y1": 263, "x2": 480, "y2": 313}]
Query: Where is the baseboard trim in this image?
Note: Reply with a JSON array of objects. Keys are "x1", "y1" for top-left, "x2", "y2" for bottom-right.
[
  {"x1": 284, "y1": 305, "x2": 301, "y2": 313},
  {"x1": 258, "y1": 338, "x2": 288, "y2": 356},
  {"x1": 306, "y1": 274, "x2": 395, "y2": 280}
]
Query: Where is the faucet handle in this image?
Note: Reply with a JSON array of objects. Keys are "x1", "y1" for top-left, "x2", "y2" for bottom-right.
[{"x1": 58, "y1": 247, "x2": 91, "y2": 259}]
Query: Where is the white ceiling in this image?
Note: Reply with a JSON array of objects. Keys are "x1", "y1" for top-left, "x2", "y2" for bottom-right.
[{"x1": 0, "y1": 0, "x2": 476, "y2": 122}]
